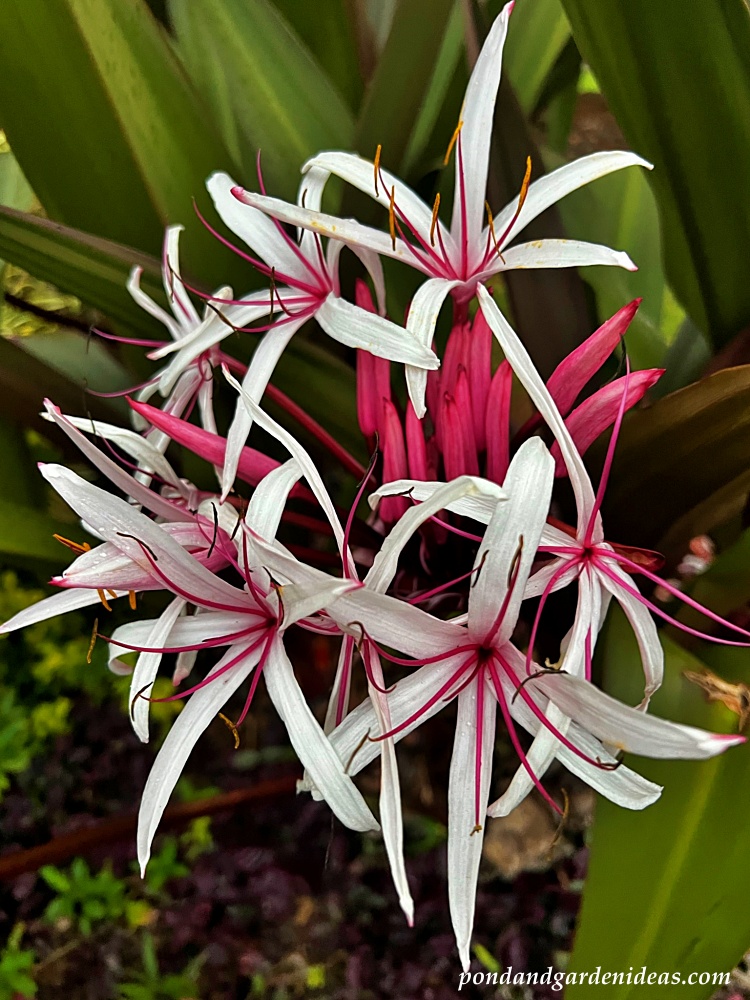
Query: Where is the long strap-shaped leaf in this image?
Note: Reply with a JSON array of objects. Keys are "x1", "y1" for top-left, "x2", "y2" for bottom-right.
[
  {"x1": 560, "y1": 0, "x2": 750, "y2": 347},
  {"x1": 0, "y1": 0, "x2": 242, "y2": 288}
]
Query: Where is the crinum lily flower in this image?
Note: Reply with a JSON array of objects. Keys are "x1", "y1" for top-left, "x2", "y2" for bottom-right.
[
  {"x1": 189, "y1": 167, "x2": 439, "y2": 499},
  {"x1": 249, "y1": 438, "x2": 744, "y2": 970},
  {"x1": 125, "y1": 225, "x2": 274, "y2": 453},
  {"x1": 27, "y1": 451, "x2": 379, "y2": 871},
  {"x1": 229, "y1": 2, "x2": 650, "y2": 414},
  {"x1": 0, "y1": 401, "x2": 234, "y2": 635}
]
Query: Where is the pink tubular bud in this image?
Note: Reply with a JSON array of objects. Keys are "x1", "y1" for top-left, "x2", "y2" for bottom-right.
[
  {"x1": 469, "y1": 308, "x2": 492, "y2": 451},
  {"x1": 485, "y1": 361, "x2": 513, "y2": 484},
  {"x1": 551, "y1": 367, "x2": 664, "y2": 476},
  {"x1": 380, "y1": 399, "x2": 409, "y2": 523},
  {"x1": 546, "y1": 299, "x2": 641, "y2": 416},
  {"x1": 454, "y1": 369, "x2": 479, "y2": 476}
]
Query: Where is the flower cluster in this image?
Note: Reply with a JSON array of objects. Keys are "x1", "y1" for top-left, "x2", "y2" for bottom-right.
[{"x1": 4, "y1": 3, "x2": 747, "y2": 970}]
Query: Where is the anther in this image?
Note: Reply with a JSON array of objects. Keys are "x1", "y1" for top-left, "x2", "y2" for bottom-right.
[
  {"x1": 53, "y1": 534, "x2": 91, "y2": 555},
  {"x1": 430, "y1": 192, "x2": 441, "y2": 247},
  {"x1": 218, "y1": 712, "x2": 240, "y2": 749},
  {"x1": 374, "y1": 144, "x2": 382, "y2": 196},
  {"x1": 470, "y1": 823, "x2": 483, "y2": 836},
  {"x1": 128, "y1": 590, "x2": 137, "y2": 611},
  {"x1": 444, "y1": 120, "x2": 463, "y2": 167},
  {"x1": 86, "y1": 618, "x2": 98, "y2": 665},
  {"x1": 347, "y1": 729, "x2": 371, "y2": 772},
  {"x1": 97, "y1": 589, "x2": 112, "y2": 612}
]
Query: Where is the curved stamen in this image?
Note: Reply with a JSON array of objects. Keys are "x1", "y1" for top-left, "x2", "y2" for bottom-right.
[
  {"x1": 145, "y1": 634, "x2": 268, "y2": 702},
  {"x1": 525, "y1": 555, "x2": 583, "y2": 677},
  {"x1": 584, "y1": 357, "x2": 631, "y2": 546}
]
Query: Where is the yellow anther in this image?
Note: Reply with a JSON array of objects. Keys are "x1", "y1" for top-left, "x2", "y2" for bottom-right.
[
  {"x1": 470, "y1": 823, "x2": 483, "y2": 836},
  {"x1": 443, "y1": 119, "x2": 464, "y2": 166},
  {"x1": 517, "y1": 155, "x2": 532, "y2": 214},
  {"x1": 106, "y1": 589, "x2": 118, "y2": 600},
  {"x1": 53, "y1": 534, "x2": 91, "y2": 555},
  {"x1": 97, "y1": 589, "x2": 112, "y2": 612},
  {"x1": 485, "y1": 200, "x2": 505, "y2": 263},
  {"x1": 430, "y1": 192, "x2": 441, "y2": 247},
  {"x1": 374, "y1": 144, "x2": 382, "y2": 197},
  {"x1": 86, "y1": 618, "x2": 98, "y2": 665},
  {"x1": 388, "y1": 185, "x2": 397, "y2": 251},
  {"x1": 128, "y1": 590, "x2": 137, "y2": 610},
  {"x1": 218, "y1": 712, "x2": 240, "y2": 749}
]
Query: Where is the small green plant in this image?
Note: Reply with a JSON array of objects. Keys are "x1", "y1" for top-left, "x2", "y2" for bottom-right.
[
  {"x1": 137, "y1": 837, "x2": 189, "y2": 894},
  {"x1": 39, "y1": 858, "x2": 129, "y2": 935},
  {"x1": 0, "y1": 924, "x2": 36, "y2": 999},
  {"x1": 117, "y1": 934, "x2": 201, "y2": 1000}
]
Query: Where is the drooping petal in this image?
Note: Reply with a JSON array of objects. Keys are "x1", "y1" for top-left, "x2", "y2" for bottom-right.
[
  {"x1": 476, "y1": 285, "x2": 599, "y2": 536},
  {"x1": 596, "y1": 558, "x2": 664, "y2": 706},
  {"x1": 545, "y1": 299, "x2": 641, "y2": 415},
  {"x1": 130, "y1": 597, "x2": 187, "y2": 743},
  {"x1": 263, "y1": 638, "x2": 379, "y2": 832},
  {"x1": 369, "y1": 477, "x2": 503, "y2": 523},
  {"x1": 551, "y1": 368, "x2": 664, "y2": 475},
  {"x1": 450, "y1": 2, "x2": 514, "y2": 258},
  {"x1": 531, "y1": 670, "x2": 744, "y2": 759},
  {"x1": 403, "y1": 278, "x2": 461, "y2": 418},
  {"x1": 316, "y1": 293, "x2": 440, "y2": 370},
  {"x1": 492, "y1": 151, "x2": 653, "y2": 251},
  {"x1": 245, "y1": 459, "x2": 302, "y2": 543},
  {"x1": 279, "y1": 577, "x2": 355, "y2": 629},
  {"x1": 127, "y1": 267, "x2": 182, "y2": 342},
  {"x1": 469, "y1": 438, "x2": 554, "y2": 644},
  {"x1": 448, "y1": 679, "x2": 496, "y2": 972},
  {"x1": 137, "y1": 642, "x2": 263, "y2": 872}
]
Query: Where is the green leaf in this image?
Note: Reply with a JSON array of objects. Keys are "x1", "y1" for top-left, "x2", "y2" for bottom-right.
[
  {"x1": 595, "y1": 366, "x2": 750, "y2": 555},
  {"x1": 502, "y1": 0, "x2": 571, "y2": 113},
  {"x1": 274, "y1": 0, "x2": 363, "y2": 109},
  {"x1": 352, "y1": 0, "x2": 458, "y2": 175},
  {"x1": 0, "y1": 208, "x2": 166, "y2": 338},
  {"x1": 170, "y1": 0, "x2": 354, "y2": 197},
  {"x1": 0, "y1": 0, "x2": 241, "y2": 287},
  {"x1": 560, "y1": 0, "x2": 750, "y2": 348},
  {"x1": 559, "y1": 164, "x2": 680, "y2": 370},
  {"x1": 567, "y1": 610, "x2": 748, "y2": 997},
  {"x1": 0, "y1": 498, "x2": 78, "y2": 566}
]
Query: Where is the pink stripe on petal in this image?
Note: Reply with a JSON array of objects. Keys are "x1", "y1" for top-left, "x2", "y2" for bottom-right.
[
  {"x1": 485, "y1": 361, "x2": 512, "y2": 484},
  {"x1": 546, "y1": 299, "x2": 641, "y2": 416},
  {"x1": 551, "y1": 368, "x2": 664, "y2": 476}
]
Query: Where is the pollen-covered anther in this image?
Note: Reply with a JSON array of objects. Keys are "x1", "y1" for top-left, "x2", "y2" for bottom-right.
[
  {"x1": 430, "y1": 192, "x2": 441, "y2": 247},
  {"x1": 218, "y1": 711, "x2": 241, "y2": 749},
  {"x1": 97, "y1": 589, "x2": 113, "y2": 612},
  {"x1": 53, "y1": 533, "x2": 91, "y2": 555},
  {"x1": 443, "y1": 119, "x2": 464, "y2": 167},
  {"x1": 128, "y1": 590, "x2": 137, "y2": 610},
  {"x1": 374, "y1": 143, "x2": 382, "y2": 196},
  {"x1": 86, "y1": 617, "x2": 98, "y2": 665}
]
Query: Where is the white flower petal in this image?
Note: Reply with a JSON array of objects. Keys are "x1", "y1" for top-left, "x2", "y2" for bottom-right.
[
  {"x1": 263, "y1": 638, "x2": 379, "y2": 832},
  {"x1": 206, "y1": 172, "x2": 313, "y2": 283},
  {"x1": 366, "y1": 476, "x2": 504, "y2": 594},
  {"x1": 130, "y1": 597, "x2": 186, "y2": 743},
  {"x1": 493, "y1": 151, "x2": 653, "y2": 250},
  {"x1": 451, "y1": 3, "x2": 513, "y2": 256},
  {"x1": 316, "y1": 293, "x2": 440, "y2": 370},
  {"x1": 403, "y1": 278, "x2": 461, "y2": 417},
  {"x1": 476, "y1": 285, "x2": 599, "y2": 536},
  {"x1": 369, "y1": 477, "x2": 503, "y2": 522},
  {"x1": 0, "y1": 587, "x2": 111, "y2": 634},
  {"x1": 220, "y1": 317, "x2": 306, "y2": 499},
  {"x1": 469, "y1": 438, "x2": 554, "y2": 643},
  {"x1": 485, "y1": 239, "x2": 636, "y2": 275},
  {"x1": 448, "y1": 681, "x2": 496, "y2": 972},
  {"x1": 138, "y1": 642, "x2": 262, "y2": 872},
  {"x1": 127, "y1": 267, "x2": 182, "y2": 341},
  {"x1": 279, "y1": 577, "x2": 355, "y2": 629},
  {"x1": 245, "y1": 459, "x2": 302, "y2": 542},
  {"x1": 162, "y1": 225, "x2": 200, "y2": 328},
  {"x1": 597, "y1": 559, "x2": 664, "y2": 706}
]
